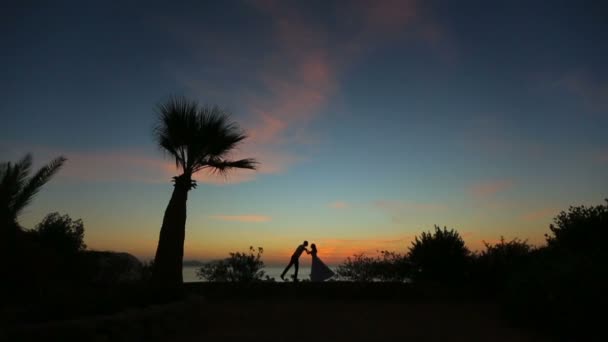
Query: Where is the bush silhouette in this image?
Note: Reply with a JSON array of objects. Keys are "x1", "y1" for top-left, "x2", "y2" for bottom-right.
[
  {"x1": 503, "y1": 200, "x2": 608, "y2": 340},
  {"x1": 197, "y1": 246, "x2": 267, "y2": 282},
  {"x1": 474, "y1": 237, "x2": 534, "y2": 291},
  {"x1": 408, "y1": 225, "x2": 471, "y2": 285},
  {"x1": 546, "y1": 199, "x2": 607, "y2": 258},
  {"x1": 31, "y1": 212, "x2": 86, "y2": 256},
  {"x1": 336, "y1": 253, "x2": 379, "y2": 282},
  {"x1": 336, "y1": 251, "x2": 410, "y2": 282}
]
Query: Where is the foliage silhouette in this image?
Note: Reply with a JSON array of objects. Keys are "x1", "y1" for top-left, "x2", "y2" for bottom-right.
[
  {"x1": 474, "y1": 237, "x2": 534, "y2": 291},
  {"x1": 545, "y1": 199, "x2": 608, "y2": 257},
  {"x1": 197, "y1": 246, "x2": 267, "y2": 282},
  {"x1": 408, "y1": 225, "x2": 471, "y2": 284},
  {"x1": 336, "y1": 251, "x2": 410, "y2": 282},
  {"x1": 499, "y1": 200, "x2": 608, "y2": 340},
  {"x1": 31, "y1": 212, "x2": 86, "y2": 255},
  {"x1": 0, "y1": 154, "x2": 66, "y2": 302},
  {"x1": 150, "y1": 96, "x2": 257, "y2": 292},
  {"x1": 0, "y1": 154, "x2": 65, "y2": 233}
]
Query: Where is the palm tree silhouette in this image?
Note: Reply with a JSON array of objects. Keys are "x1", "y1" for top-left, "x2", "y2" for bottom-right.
[
  {"x1": 1, "y1": 154, "x2": 66, "y2": 234},
  {"x1": 151, "y1": 96, "x2": 257, "y2": 291}
]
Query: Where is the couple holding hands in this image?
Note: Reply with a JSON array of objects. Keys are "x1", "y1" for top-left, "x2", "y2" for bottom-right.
[{"x1": 280, "y1": 241, "x2": 335, "y2": 282}]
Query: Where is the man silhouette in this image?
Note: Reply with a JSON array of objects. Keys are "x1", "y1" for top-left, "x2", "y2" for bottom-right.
[{"x1": 280, "y1": 240, "x2": 309, "y2": 281}]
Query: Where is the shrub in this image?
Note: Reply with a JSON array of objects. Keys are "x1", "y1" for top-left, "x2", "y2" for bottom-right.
[
  {"x1": 336, "y1": 253, "x2": 378, "y2": 282},
  {"x1": 545, "y1": 199, "x2": 607, "y2": 258},
  {"x1": 31, "y1": 212, "x2": 86, "y2": 255},
  {"x1": 408, "y1": 225, "x2": 471, "y2": 284},
  {"x1": 197, "y1": 246, "x2": 267, "y2": 282},
  {"x1": 504, "y1": 200, "x2": 608, "y2": 340},
  {"x1": 336, "y1": 251, "x2": 410, "y2": 282},
  {"x1": 474, "y1": 237, "x2": 534, "y2": 291}
]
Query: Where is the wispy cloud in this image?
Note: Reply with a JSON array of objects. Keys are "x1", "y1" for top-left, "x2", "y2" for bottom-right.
[
  {"x1": 1, "y1": 142, "x2": 287, "y2": 185},
  {"x1": 329, "y1": 201, "x2": 349, "y2": 209},
  {"x1": 520, "y1": 208, "x2": 558, "y2": 221},
  {"x1": 209, "y1": 215, "x2": 271, "y2": 223},
  {"x1": 461, "y1": 114, "x2": 545, "y2": 157},
  {"x1": 555, "y1": 71, "x2": 608, "y2": 112},
  {"x1": 373, "y1": 199, "x2": 446, "y2": 224},
  {"x1": 469, "y1": 180, "x2": 513, "y2": 198},
  {"x1": 374, "y1": 200, "x2": 446, "y2": 212},
  {"x1": 1, "y1": 143, "x2": 175, "y2": 184},
  {"x1": 171, "y1": 0, "x2": 448, "y2": 183}
]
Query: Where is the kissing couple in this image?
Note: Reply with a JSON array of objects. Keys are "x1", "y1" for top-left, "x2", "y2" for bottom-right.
[{"x1": 280, "y1": 240, "x2": 335, "y2": 282}]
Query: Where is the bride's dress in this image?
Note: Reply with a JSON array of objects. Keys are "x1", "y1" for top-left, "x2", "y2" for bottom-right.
[{"x1": 310, "y1": 251, "x2": 335, "y2": 282}]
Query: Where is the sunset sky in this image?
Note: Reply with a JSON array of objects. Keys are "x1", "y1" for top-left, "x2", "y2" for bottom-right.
[{"x1": 2, "y1": 0, "x2": 607, "y2": 265}]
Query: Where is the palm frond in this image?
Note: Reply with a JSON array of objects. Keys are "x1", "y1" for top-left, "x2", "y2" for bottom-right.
[
  {"x1": 205, "y1": 158, "x2": 258, "y2": 176},
  {"x1": 0, "y1": 154, "x2": 33, "y2": 215},
  {"x1": 154, "y1": 96, "x2": 258, "y2": 179},
  {"x1": 12, "y1": 156, "x2": 66, "y2": 218},
  {"x1": 154, "y1": 96, "x2": 199, "y2": 172}
]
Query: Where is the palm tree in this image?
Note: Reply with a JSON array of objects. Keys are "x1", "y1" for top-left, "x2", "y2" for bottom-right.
[
  {"x1": 151, "y1": 97, "x2": 257, "y2": 291},
  {"x1": 0, "y1": 154, "x2": 66, "y2": 237}
]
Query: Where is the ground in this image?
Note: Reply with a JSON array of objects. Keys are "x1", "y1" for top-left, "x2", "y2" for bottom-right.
[
  {"x1": 4, "y1": 283, "x2": 549, "y2": 341},
  {"x1": 195, "y1": 298, "x2": 545, "y2": 341}
]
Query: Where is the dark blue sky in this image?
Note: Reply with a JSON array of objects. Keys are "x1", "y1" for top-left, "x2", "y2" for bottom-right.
[{"x1": 2, "y1": 0, "x2": 607, "y2": 261}]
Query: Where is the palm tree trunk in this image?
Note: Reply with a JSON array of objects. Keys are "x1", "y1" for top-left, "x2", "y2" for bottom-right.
[{"x1": 151, "y1": 179, "x2": 189, "y2": 293}]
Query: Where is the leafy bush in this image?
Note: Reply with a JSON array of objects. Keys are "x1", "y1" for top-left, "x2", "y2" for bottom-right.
[
  {"x1": 336, "y1": 253, "x2": 378, "y2": 282},
  {"x1": 474, "y1": 237, "x2": 534, "y2": 291},
  {"x1": 336, "y1": 251, "x2": 410, "y2": 282},
  {"x1": 408, "y1": 225, "x2": 471, "y2": 284},
  {"x1": 31, "y1": 212, "x2": 86, "y2": 255},
  {"x1": 504, "y1": 200, "x2": 608, "y2": 340},
  {"x1": 197, "y1": 246, "x2": 267, "y2": 282},
  {"x1": 546, "y1": 199, "x2": 607, "y2": 258}
]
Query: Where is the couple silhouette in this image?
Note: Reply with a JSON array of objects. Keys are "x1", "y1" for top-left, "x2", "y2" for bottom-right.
[{"x1": 280, "y1": 240, "x2": 335, "y2": 282}]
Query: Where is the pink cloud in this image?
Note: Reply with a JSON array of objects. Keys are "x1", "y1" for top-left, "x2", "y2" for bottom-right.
[
  {"x1": 461, "y1": 114, "x2": 546, "y2": 157},
  {"x1": 173, "y1": 1, "x2": 449, "y2": 181},
  {"x1": 329, "y1": 201, "x2": 349, "y2": 209},
  {"x1": 3, "y1": 144, "x2": 176, "y2": 184},
  {"x1": 374, "y1": 200, "x2": 446, "y2": 212},
  {"x1": 373, "y1": 200, "x2": 446, "y2": 224},
  {"x1": 469, "y1": 180, "x2": 513, "y2": 198},
  {"x1": 555, "y1": 71, "x2": 608, "y2": 112},
  {"x1": 209, "y1": 215, "x2": 271, "y2": 223},
  {"x1": 3, "y1": 143, "x2": 287, "y2": 185}
]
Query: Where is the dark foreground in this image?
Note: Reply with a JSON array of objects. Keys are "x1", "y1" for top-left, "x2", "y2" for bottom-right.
[{"x1": 4, "y1": 282, "x2": 547, "y2": 342}]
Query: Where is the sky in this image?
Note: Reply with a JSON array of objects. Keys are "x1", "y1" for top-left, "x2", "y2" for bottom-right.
[{"x1": 1, "y1": 0, "x2": 607, "y2": 265}]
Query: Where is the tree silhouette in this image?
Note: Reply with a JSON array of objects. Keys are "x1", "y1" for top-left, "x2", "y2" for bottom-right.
[
  {"x1": 151, "y1": 97, "x2": 257, "y2": 292},
  {"x1": 545, "y1": 199, "x2": 608, "y2": 257},
  {"x1": 475, "y1": 237, "x2": 533, "y2": 291},
  {"x1": 408, "y1": 225, "x2": 470, "y2": 284},
  {"x1": 32, "y1": 212, "x2": 86, "y2": 255},
  {"x1": 0, "y1": 154, "x2": 65, "y2": 301}
]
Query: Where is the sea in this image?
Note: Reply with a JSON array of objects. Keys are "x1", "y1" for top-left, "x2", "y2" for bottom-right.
[{"x1": 183, "y1": 265, "x2": 320, "y2": 282}]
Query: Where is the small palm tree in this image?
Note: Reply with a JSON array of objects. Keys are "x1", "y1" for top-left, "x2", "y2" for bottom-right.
[
  {"x1": 0, "y1": 154, "x2": 66, "y2": 236},
  {"x1": 151, "y1": 96, "x2": 257, "y2": 291}
]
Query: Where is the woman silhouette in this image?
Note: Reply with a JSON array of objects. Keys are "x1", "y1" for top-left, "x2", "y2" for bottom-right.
[{"x1": 309, "y1": 243, "x2": 335, "y2": 282}]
